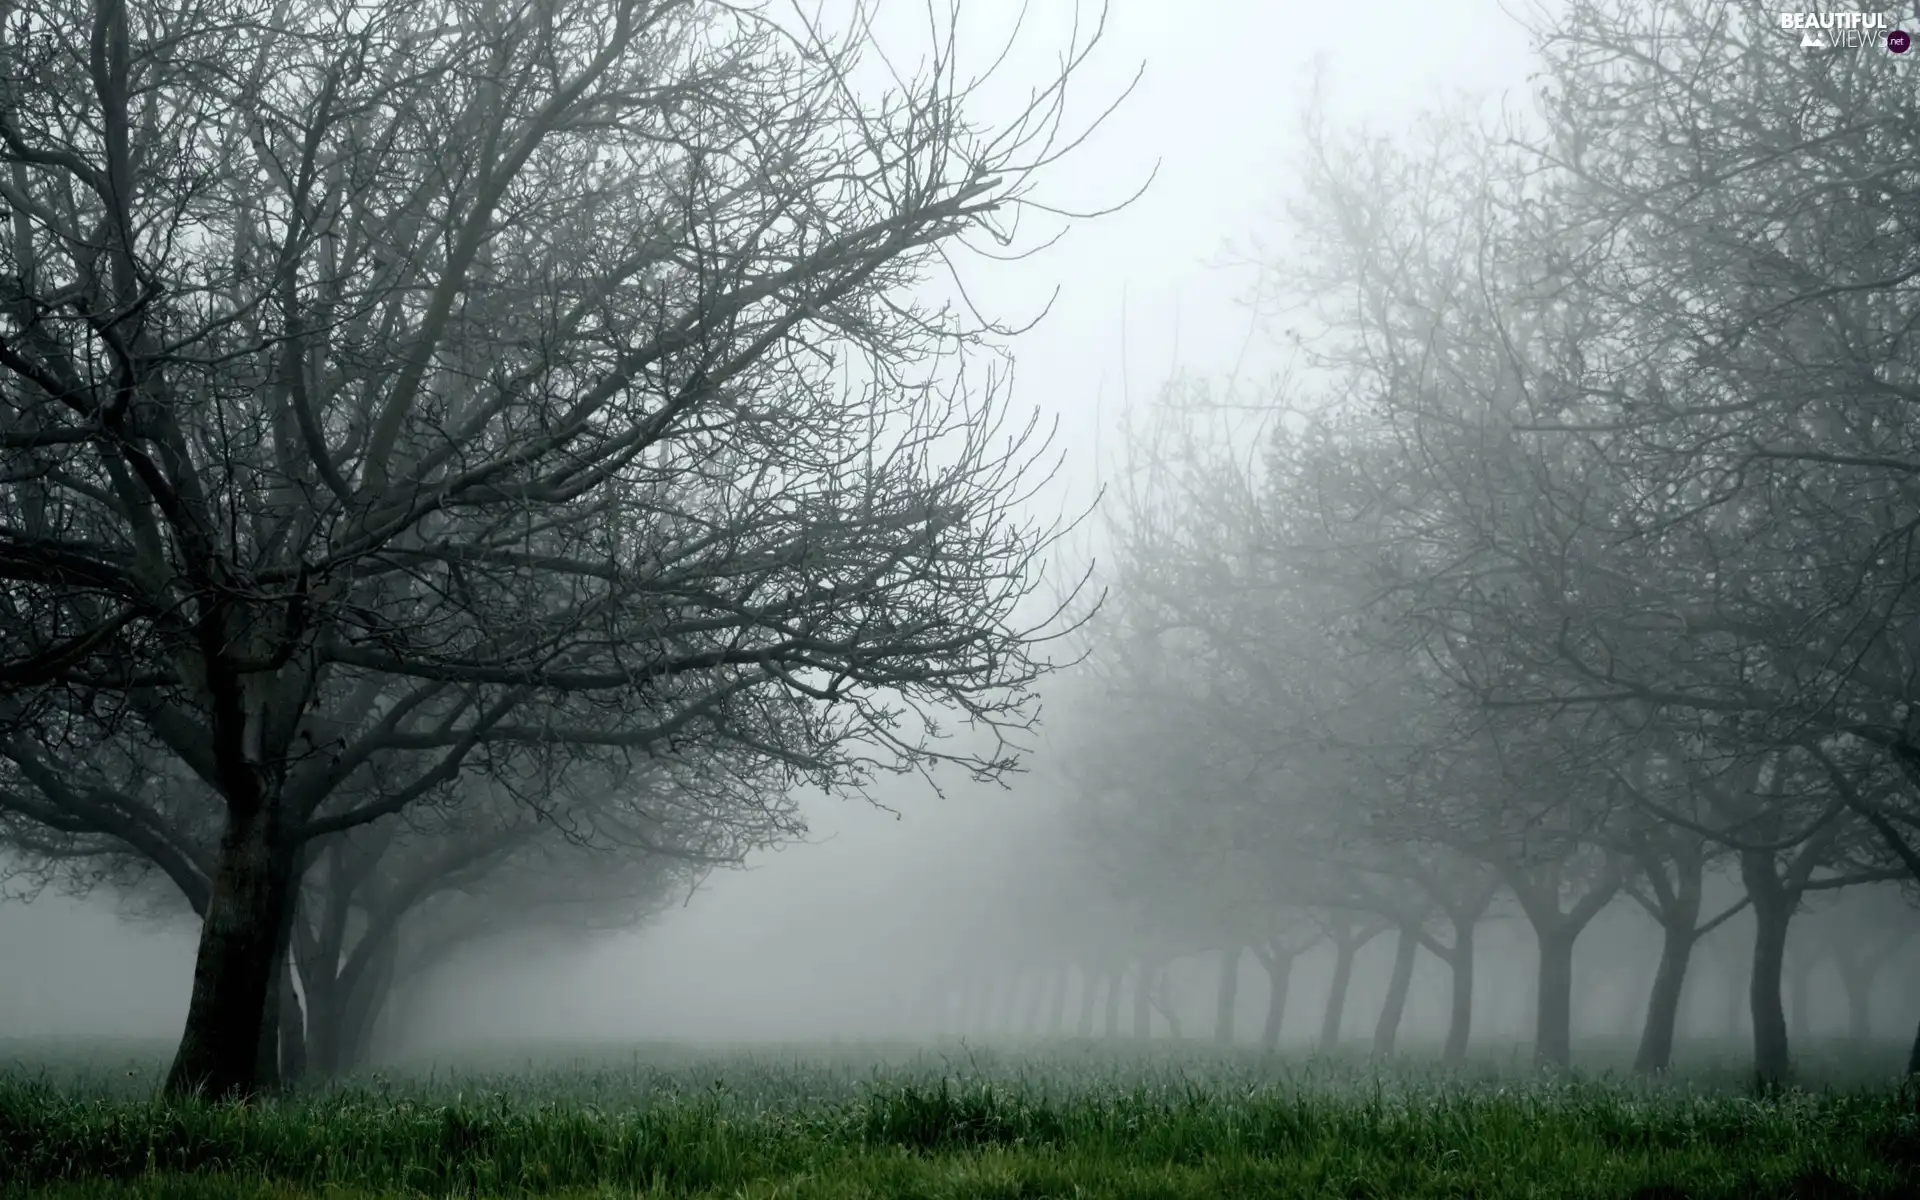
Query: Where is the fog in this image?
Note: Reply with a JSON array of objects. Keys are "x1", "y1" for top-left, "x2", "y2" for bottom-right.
[{"x1": 4, "y1": 0, "x2": 1917, "y2": 1086}]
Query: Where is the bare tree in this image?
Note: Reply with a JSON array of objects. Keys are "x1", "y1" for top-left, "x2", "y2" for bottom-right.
[{"x1": 0, "y1": 0, "x2": 1126, "y2": 1095}]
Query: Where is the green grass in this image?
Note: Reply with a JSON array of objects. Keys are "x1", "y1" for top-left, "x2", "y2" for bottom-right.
[{"x1": 1, "y1": 1039, "x2": 1915, "y2": 1198}]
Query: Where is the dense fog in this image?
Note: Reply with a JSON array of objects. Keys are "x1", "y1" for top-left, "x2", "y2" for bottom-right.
[{"x1": 2, "y1": 0, "x2": 1916, "y2": 1100}]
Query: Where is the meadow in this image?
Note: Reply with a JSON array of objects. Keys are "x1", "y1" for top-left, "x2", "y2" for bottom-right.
[{"x1": 0, "y1": 1037, "x2": 1914, "y2": 1198}]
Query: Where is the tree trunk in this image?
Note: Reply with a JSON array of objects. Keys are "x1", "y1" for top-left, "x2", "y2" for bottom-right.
[
  {"x1": 1259, "y1": 953, "x2": 1292, "y2": 1050},
  {"x1": 1214, "y1": 946, "x2": 1240, "y2": 1045},
  {"x1": 1154, "y1": 968, "x2": 1184, "y2": 1040},
  {"x1": 1737, "y1": 847, "x2": 1799, "y2": 1090},
  {"x1": 1787, "y1": 954, "x2": 1812, "y2": 1047},
  {"x1": 254, "y1": 971, "x2": 282, "y2": 1092},
  {"x1": 1442, "y1": 922, "x2": 1474, "y2": 1064},
  {"x1": 1634, "y1": 924, "x2": 1695, "y2": 1074},
  {"x1": 164, "y1": 807, "x2": 298, "y2": 1099},
  {"x1": 1617, "y1": 953, "x2": 1656, "y2": 1039},
  {"x1": 1908, "y1": 1012, "x2": 1920, "y2": 1075},
  {"x1": 1747, "y1": 889, "x2": 1793, "y2": 1089},
  {"x1": 301, "y1": 973, "x2": 341, "y2": 1078},
  {"x1": 1319, "y1": 936, "x2": 1356, "y2": 1049},
  {"x1": 1533, "y1": 928, "x2": 1576, "y2": 1068},
  {"x1": 1373, "y1": 925, "x2": 1417, "y2": 1058},
  {"x1": 1076, "y1": 965, "x2": 1098, "y2": 1037},
  {"x1": 1048, "y1": 966, "x2": 1069, "y2": 1035},
  {"x1": 277, "y1": 954, "x2": 307, "y2": 1088},
  {"x1": 1102, "y1": 967, "x2": 1122, "y2": 1038},
  {"x1": 1132, "y1": 960, "x2": 1153, "y2": 1039},
  {"x1": 337, "y1": 930, "x2": 397, "y2": 1071},
  {"x1": 1835, "y1": 950, "x2": 1875, "y2": 1043}
]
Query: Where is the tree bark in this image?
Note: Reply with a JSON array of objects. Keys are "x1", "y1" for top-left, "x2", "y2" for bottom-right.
[
  {"x1": 1533, "y1": 928, "x2": 1576, "y2": 1068},
  {"x1": 1634, "y1": 925, "x2": 1695, "y2": 1074},
  {"x1": 1373, "y1": 925, "x2": 1418, "y2": 1058},
  {"x1": 1214, "y1": 946, "x2": 1241, "y2": 1045},
  {"x1": 276, "y1": 954, "x2": 307, "y2": 1087},
  {"x1": 1258, "y1": 953, "x2": 1292, "y2": 1050},
  {"x1": 164, "y1": 806, "x2": 298, "y2": 1098},
  {"x1": 1442, "y1": 922, "x2": 1474, "y2": 1064},
  {"x1": 1742, "y1": 850, "x2": 1795, "y2": 1089},
  {"x1": 1319, "y1": 936, "x2": 1357, "y2": 1049},
  {"x1": 254, "y1": 970, "x2": 282, "y2": 1093},
  {"x1": 1747, "y1": 894, "x2": 1793, "y2": 1089},
  {"x1": 1787, "y1": 952, "x2": 1812, "y2": 1048},
  {"x1": 1102, "y1": 967, "x2": 1122, "y2": 1038},
  {"x1": 1503, "y1": 861, "x2": 1619, "y2": 1069},
  {"x1": 1908, "y1": 1012, "x2": 1920, "y2": 1075}
]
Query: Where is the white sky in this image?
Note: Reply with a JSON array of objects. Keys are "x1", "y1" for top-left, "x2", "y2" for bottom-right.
[{"x1": 0, "y1": 0, "x2": 1553, "y2": 1043}]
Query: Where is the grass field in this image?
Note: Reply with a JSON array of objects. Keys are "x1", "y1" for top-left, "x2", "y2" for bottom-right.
[{"x1": 1, "y1": 1038, "x2": 1915, "y2": 1198}]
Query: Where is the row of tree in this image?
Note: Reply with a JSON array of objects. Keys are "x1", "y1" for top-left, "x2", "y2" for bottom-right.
[{"x1": 1056, "y1": 0, "x2": 1920, "y2": 1087}]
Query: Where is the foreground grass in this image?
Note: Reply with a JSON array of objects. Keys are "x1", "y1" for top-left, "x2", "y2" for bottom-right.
[{"x1": 1, "y1": 1041, "x2": 1915, "y2": 1198}]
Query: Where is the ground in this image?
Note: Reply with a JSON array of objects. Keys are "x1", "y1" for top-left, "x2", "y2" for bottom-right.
[{"x1": 1, "y1": 1037, "x2": 1914, "y2": 1198}]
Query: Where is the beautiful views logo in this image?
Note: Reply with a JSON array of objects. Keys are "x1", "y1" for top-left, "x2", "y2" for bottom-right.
[{"x1": 1778, "y1": 11, "x2": 1910, "y2": 51}]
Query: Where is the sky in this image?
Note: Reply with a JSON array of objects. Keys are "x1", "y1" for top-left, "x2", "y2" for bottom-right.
[{"x1": 0, "y1": 0, "x2": 1554, "y2": 1045}]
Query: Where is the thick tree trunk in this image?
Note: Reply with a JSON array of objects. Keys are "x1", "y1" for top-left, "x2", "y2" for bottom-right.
[
  {"x1": 1908, "y1": 1013, "x2": 1920, "y2": 1075},
  {"x1": 164, "y1": 807, "x2": 298, "y2": 1099},
  {"x1": 1747, "y1": 890, "x2": 1794, "y2": 1089},
  {"x1": 1102, "y1": 968, "x2": 1122, "y2": 1038},
  {"x1": 1634, "y1": 925, "x2": 1695, "y2": 1074},
  {"x1": 1373, "y1": 926, "x2": 1417, "y2": 1058},
  {"x1": 1132, "y1": 961, "x2": 1153, "y2": 1039},
  {"x1": 1738, "y1": 847, "x2": 1799, "y2": 1089},
  {"x1": 1259, "y1": 954, "x2": 1292, "y2": 1050},
  {"x1": 1076, "y1": 966, "x2": 1098, "y2": 1037},
  {"x1": 254, "y1": 972, "x2": 282, "y2": 1092},
  {"x1": 1442, "y1": 923, "x2": 1474, "y2": 1064},
  {"x1": 1319, "y1": 936, "x2": 1356, "y2": 1049},
  {"x1": 1533, "y1": 929, "x2": 1576, "y2": 1068},
  {"x1": 1215, "y1": 946, "x2": 1240, "y2": 1045}
]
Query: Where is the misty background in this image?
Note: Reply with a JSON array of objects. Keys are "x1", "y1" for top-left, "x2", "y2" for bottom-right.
[
  {"x1": 0, "y1": 0, "x2": 1541, "y2": 1047},
  {"x1": 5, "y1": 0, "x2": 1912, "y2": 1072}
]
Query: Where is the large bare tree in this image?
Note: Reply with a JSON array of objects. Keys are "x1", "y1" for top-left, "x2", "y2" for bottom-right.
[{"x1": 0, "y1": 0, "x2": 1121, "y2": 1096}]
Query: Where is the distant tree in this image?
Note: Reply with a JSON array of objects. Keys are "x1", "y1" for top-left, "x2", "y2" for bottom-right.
[
  {"x1": 285, "y1": 757, "x2": 787, "y2": 1079},
  {"x1": 0, "y1": 0, "x2": 1120, "y2": 1096},
  {"x1": 2, "y1": 752, "x2": 792, "y2": 1082},
  {"x1": 1255, "y1": 19, "x2": 1920, "y2": 1081}
]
